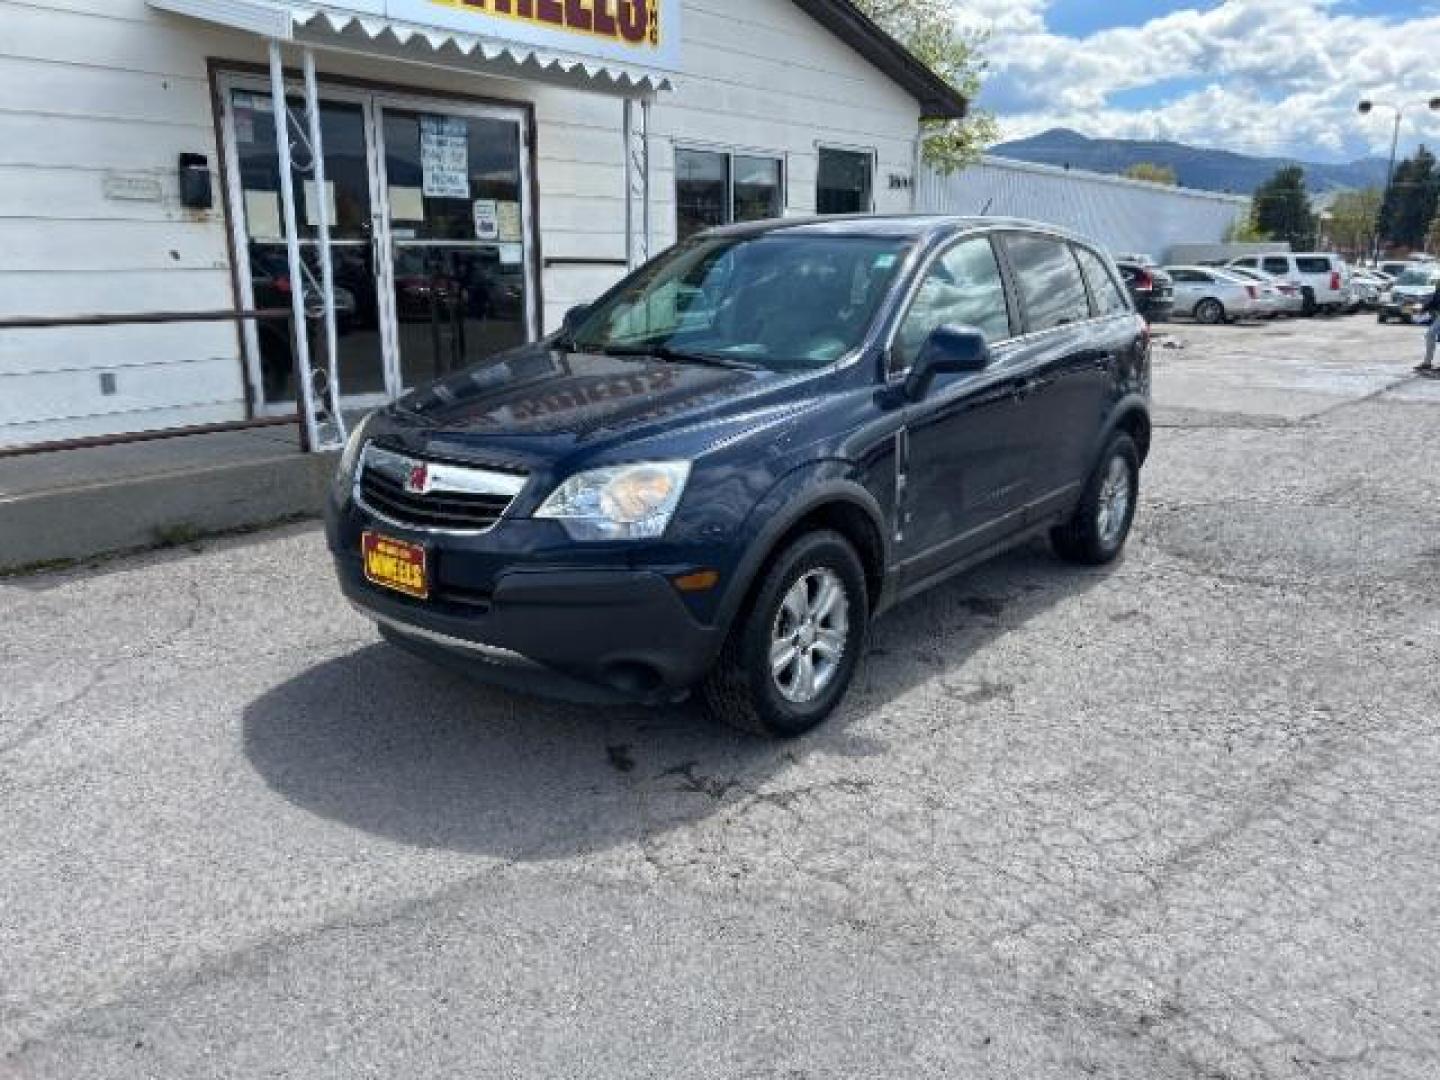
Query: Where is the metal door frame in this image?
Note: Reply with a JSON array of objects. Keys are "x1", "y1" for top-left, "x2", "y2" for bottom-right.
[{"x1": 216, "y1": 72, "x2": 538, "y2": 416}]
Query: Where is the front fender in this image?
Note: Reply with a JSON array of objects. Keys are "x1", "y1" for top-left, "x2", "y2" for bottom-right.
[{"x1": 711, "y1": 461, "x2": 891, "y2": 643}]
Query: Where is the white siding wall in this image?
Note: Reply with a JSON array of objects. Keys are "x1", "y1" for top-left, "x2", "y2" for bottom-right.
[
  {"x1": 0, "y1": 0, "x2": 920, "y2": 446},
  {"x1": 918, "y1": 155, "x2": 1250, "y2": 261}
]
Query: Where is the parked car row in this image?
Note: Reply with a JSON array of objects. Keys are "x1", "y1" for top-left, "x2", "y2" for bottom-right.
[{"x1": 1116, "y1": 249, "x2": 1439, "y2": 327}]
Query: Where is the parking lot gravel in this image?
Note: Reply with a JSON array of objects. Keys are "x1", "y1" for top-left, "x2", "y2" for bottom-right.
[{"x1": 3, "y1": 315, "x2": 1439, "y2": 1079}]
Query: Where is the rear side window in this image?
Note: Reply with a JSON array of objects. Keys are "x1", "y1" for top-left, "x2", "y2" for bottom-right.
[
  {"x1": 1074, "y1": 246, "x2": 1130, "y2": 316},
  {"x1": 1004, "y1": 234, "x2": 1091, "y2": 332},
  {"x1": 1232, "y1": 257, "x2": 1258, "y2": 268},
  {"x1": 893, "y1": 236, "x2": 1012, "y2": 370},
  {"x1": 1296, "y1": 257, "x2": 1332, "y2": 274},
  {"x1": 1262, "y1": 256, "x2": 1290, "y2": 275}
]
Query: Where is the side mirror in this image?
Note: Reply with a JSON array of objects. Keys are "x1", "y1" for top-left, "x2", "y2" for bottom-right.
[
  {"x1": 903, "y1": 324, "x2": 991, "y2": 400},
  {"x1": 563, "y1": 304, "x2": 590, "y2": 330}
]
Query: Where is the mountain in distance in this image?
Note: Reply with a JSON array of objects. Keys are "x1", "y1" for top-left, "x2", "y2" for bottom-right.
[{"x1": 990, "y1": 128, "x2": 1390, "y2": 195}]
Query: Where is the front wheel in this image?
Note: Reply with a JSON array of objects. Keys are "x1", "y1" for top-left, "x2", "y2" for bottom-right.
[
  {"x1": 702, "y1": 530, "x2": 869, "y2": 737},
  {"x1": 1051, "y1": 433, "x2": 1140, "y2": 566}
]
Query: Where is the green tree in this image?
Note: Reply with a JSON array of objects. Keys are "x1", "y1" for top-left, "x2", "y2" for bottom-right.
[
  {"x1": 1225, "y1": 217, "x2": 1270, "y2": 243},
  {"x1": 1251, "y1": 166, "x2": 1316, "y2": 248},
  {"x1": 1123, "y1": 162, "x2": 1178, "y2": 186},
  {"x1": 1427, "y1": 211, "x2": 1440, "y2": 255},
  {"x1": 1378, "y1": 146, "x2": 1439, "y2": 250},
  {"x1": 854, "y1": 0, "x2": 999, "y2": 174},
  {"x1": 1327, "y1": 187, "x2": 1384, "y2": 258}
]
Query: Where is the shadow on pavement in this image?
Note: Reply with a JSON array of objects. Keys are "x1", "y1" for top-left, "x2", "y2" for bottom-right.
[{"x1": 242, "y1": 537, "x2": 1110, "y2": 857}]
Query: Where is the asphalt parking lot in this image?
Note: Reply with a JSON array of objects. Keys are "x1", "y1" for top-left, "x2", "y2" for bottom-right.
[{"x1": 3, "y1": 314, "x2": 1439, "y2": 1079}]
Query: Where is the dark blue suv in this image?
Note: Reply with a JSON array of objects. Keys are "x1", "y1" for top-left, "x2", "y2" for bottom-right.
[{"x1": 327, "y1": 216, "x2": 1151, "y2": 736}]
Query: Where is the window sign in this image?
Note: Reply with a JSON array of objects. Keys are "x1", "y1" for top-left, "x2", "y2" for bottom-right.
[
  {"x1": 473, "y1": 198, "x2": 499, "y2": 240},
  {"x1": 420, "y1": 115, "x2": 470, "y2": 199},
  {"x1": 496, "y1": 200, "x2": 523, "y2": 242}
]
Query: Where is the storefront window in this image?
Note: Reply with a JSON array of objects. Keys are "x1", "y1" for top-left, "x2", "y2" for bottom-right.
[
  {"x1": 733, "y1": 155, "x2": 782, "y2": 223},
  {"x1": 675, "y1": 148, "x2": 728, "y2": 240},
  {"x1": 675, "y1": 147, "x2": 784, "y2": 241},
  {"x1": 817, "y1": 147, "x2": 873, "y2": 215}
]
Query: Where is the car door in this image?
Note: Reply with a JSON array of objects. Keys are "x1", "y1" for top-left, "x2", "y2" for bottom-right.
[
  {"x1": 996, "y1": 233, "x2": 1115, "y2": 518},
  {"x1": 890, "y1": 233, "x2": 1029, "y2": 586},
  {"x1": 1167, "y1": 268, "x2": 1206, "y2": 313}
]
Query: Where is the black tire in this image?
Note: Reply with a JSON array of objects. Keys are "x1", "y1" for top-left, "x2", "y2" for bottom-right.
[
  {"x1": 1378, "y1": 312, "x2": 1388, "y2": 324},
  {"x1": 702, "y1": 530, "x2": 869, "y2": 738},
  {"x1": 1301, "y1": 287, "x2": 1317, "y2": 316},
  {"x1": 1051, "y1": 433, "x2": 1141, "y2": 566},
  {"x1": 1194, "y1": 298, "x2": 1225, "y2": 325}
]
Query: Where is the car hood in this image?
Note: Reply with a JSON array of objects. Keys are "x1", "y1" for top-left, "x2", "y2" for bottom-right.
[{"x1": 377, "y1": 341, "x2": 828, "y2": 469}]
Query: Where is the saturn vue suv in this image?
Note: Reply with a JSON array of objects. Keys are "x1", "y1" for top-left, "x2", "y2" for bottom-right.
[{"x1": 328, "y1": 216, "x2": 1152, "y2": 736}]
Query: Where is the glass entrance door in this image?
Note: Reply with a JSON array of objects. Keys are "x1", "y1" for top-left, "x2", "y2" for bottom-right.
[
  {"x1": 221, "y1": 78, "x2": 535, "y2": 413},
  {"x1": 228, "y1": 88, "x2": 387, "y2": 408},
  {"x1": 376, "y1": 104, "x2": 533, "y2": 388}
]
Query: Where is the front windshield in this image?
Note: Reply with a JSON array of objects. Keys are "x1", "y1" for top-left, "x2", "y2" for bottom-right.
[{"x1": 568, "y1": 233, "x2": 912, "y2": 372}]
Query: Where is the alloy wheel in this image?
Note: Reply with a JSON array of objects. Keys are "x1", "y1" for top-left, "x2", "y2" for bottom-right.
[
  {"x1": 1096, "y1": 454, "x2": 1133, "y2": 548},
  {"x1": 769, "y1": 568, "x2": 850, "y2": 704}
]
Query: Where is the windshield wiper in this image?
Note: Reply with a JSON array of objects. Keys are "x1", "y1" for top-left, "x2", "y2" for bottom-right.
[{"x1": 597, "y1": 344, "x2": 763, "y2": 371}]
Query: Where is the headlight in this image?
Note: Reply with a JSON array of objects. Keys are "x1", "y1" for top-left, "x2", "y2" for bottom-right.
[
  {"x1": 334, "y1": 412, "x2": 374, "y2": 489},
  {"x1": 535, "y1": 461, "x2": 691, "y2": 540}
]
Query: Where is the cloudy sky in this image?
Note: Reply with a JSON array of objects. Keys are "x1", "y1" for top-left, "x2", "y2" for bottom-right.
[{"x1": 959, "y1": 0, "x2": 1440, "y2": 162}]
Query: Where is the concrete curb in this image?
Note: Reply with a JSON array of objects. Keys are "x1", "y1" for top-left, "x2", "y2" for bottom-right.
[{"x1": 0, "y1": 451, "x2": 339, "y2": 573}]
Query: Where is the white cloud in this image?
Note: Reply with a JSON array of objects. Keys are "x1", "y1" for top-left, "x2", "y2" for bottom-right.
[{"x1": 965, "y1": 0, "x2": 1440, "y2": 161}]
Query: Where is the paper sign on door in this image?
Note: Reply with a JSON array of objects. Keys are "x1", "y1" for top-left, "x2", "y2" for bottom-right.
[
  {"x1": 473, "y1": 199, "x2": 499, "y2": 240},
  {"x1": 420, "y1": 115, "x2": 470, "y2": 199}
]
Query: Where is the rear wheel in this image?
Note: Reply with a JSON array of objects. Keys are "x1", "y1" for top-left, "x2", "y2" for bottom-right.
[
  {"x1": 1052, "y1": 433, "x2": 1140, "y2": 566},
  {"x1": 1378, "y1": 312, "x2": 1388, "y2": 324},
  {"x1": 702, "y1": 531, "x2": 869, "y2": 737},
  {"x1": 1301, "y1": 287, "x2": 1317, "y2": 316},
  {"x1": 1194, "y1": 298, "x2": 1225, "y2": 324}
]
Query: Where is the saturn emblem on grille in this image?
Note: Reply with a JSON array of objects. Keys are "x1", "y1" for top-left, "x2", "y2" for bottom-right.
[{"x1": 404, "y1": 463, "x2": 431, "y2": 495}]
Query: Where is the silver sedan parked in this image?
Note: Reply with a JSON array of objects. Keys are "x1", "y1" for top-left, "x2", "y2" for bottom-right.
[
  {"x1": 1224, "y1": 266, "x2": 1305, "y2": 317},
  {"x1": 1164, "y1": 266, "x2": 1266, "y2": 324}
]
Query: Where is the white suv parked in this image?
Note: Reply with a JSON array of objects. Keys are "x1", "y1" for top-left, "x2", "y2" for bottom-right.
[{"x1": 1226, "y1": 253, "x2": 1352, "y2": 315}]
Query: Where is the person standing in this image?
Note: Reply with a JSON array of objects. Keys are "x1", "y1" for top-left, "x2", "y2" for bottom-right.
[{"x1": 1419, "y1": 285, "x2": 1440, "y2": 377}]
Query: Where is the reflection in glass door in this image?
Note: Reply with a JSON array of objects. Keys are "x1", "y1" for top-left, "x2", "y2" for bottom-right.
[
  {"x1": 377, "y1": 106, "x2": 531, "y2": 389},
  {"x1": 228, "y1": 90, "x2": 386, "y2": 405}
]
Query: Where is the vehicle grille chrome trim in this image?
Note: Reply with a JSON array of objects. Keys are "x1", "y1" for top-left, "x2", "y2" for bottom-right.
[
  {"x1": 354, "y1": 443, "x2": 528, "y2": 535},
  {"x1": 350, "y1": 599, "x2": 540, "y2": 668}
]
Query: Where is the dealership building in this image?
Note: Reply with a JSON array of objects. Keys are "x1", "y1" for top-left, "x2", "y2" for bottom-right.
[{"x1": 0, "y1": 0, "x2": 964, "y2": 450}]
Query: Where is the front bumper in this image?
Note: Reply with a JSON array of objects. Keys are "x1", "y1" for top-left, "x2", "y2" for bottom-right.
[{"x1": 335, "y1": 554, "x2": 721, "y2": 702}]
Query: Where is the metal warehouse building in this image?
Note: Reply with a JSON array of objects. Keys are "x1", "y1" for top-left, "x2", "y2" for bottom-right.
[
  {"x1": 0, "y1": 0, "x2": 962, "y2": 451},
  {"x1": 918, "y1": 155, "x2": 1250, "y2": 264}
]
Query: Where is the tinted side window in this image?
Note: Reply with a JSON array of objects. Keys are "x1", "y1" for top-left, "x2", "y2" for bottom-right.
[
  {"x1": 1232, "y1": 257, "x2": 1258, "y2": 268},
  {"x1": 1295, "y1": 257, "x2": 1331, "y2": 274},
  {"x1": 1004, "y1": 234, "x2": 1091, "y2": 332},
  {"x1": 1262, "y1": 256, "x2": 1290, "y2": 275},
  {"x1": 893, "y1": 236, "x2": 1011, "y2": 370},
  {"x1": 1074, "y1": 246, "x2": 1130, "y2": 316}
]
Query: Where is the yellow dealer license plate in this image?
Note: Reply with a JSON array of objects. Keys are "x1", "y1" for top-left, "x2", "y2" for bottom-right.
[{"x1": 362, "y1": 532, "x2": 429, "y2": 600}]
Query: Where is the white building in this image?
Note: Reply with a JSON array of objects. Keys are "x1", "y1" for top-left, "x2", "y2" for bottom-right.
[
  {"x1": 0, "y1": 0, "x2": 962, "y2": 449},
  {"x1": 918, "y1": 155, "x2": 1251, "y2": 266}
]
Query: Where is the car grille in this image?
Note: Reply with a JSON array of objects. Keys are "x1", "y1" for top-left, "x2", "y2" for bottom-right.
[{"x1": 357, "y1": 445, "x2": 527, "y2": 532}]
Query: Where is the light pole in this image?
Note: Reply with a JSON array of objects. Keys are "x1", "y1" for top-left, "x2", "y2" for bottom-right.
[{"x1": 1357, "y1": 97, "x2": 1440, "y2": 263}]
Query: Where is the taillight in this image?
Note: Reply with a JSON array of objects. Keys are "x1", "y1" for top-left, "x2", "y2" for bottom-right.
[
  {"x1": 1330, "y1": 270, "x2": 1341, "y2": 291},
  {"x1": 274, "y1": 276, "x2": 292, "y2": 294},
  {"x1": 1136, "y1": 269, "x2": 1154, "y2": 290}
]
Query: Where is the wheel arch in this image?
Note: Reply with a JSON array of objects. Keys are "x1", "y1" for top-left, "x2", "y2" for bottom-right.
[{"x1": 715, "y1": 470, "x2": 889, "y2": 645}]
